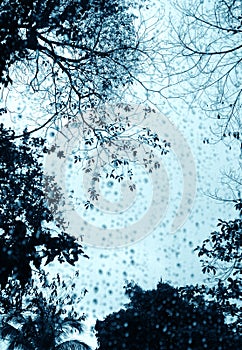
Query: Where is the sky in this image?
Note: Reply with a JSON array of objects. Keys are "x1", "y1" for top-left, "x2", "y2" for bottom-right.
[{"x1": 0, "y1": 1, "x2": 240, "y2": 349}]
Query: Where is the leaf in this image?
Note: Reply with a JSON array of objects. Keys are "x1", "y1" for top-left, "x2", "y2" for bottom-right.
[
  {"x1": 57, "y1": 150, "x2": 65, "y2": 159},
  {"x1": 84, "y1": 201, "x2": 94, "y2": 209},
  {"x1": 129, "y1": 184, "x2": 136, "y2": 191}
]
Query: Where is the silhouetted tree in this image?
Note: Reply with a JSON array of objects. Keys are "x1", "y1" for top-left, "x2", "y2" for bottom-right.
[
  {"x1": 163, "y1": 0, "x2": 242, "y2": 145},
  {"x1": 95, "y1": 281, "x2": 240, "y2": 350},
  {"x1": 0, "y1": 274, "x2": 91, "y2": 350},
  {"x1": 0, "y1": 124, "x2": 86, "y2": 288},
  {"x1": 0, "y1": 1, "x2": 168, "y2": 206},
  {"x1": 0, "y1": 0, "x2": 154, "y2": 130},
  {"x1": 193, "y1": 199, "x2": 242, "y2": 333}
]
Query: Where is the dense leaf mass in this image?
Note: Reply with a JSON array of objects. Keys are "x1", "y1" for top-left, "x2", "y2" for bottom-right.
[
  {"x1": 0, "y1": 124, "x2": 84, "y2": 288},
  {"x1": 0, "y1": 0, "x2": 140, "y2": 105},
  {"x1": 0, "y1": 274, "x2": 91, "y2": 350},
  {"x1": 194, "y1": 202, "x2": 242, "y2": 332},
  {"x1": 95, "y1": 282, "x2": 241, "y2": 349}
]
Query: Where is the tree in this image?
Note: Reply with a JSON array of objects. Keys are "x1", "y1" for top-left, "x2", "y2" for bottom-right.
[
  {"x1": 164, "y1": 3, "x2": 242, "y2": 322},
  {"x1": 193, "y1": 199, "x2": 242, "y2": 332},
  {"x1": 44, "y1": 103, "x2": 171, "y2": 208},
  {"x1": 0, "y1": 124, "x2": 86, "y2": 289},
  {"x1": 0, "y1": 273, "x2": 91, "y2": 350},
  {"x1": 0, "y1": 0, "x2": 155, "y2": 131},
  {"x1": 0, "y1": 1, "x2": 168, "y2": 205},
  {"x1": 95, "y1": 281, "x2": 240, "y2": 350},
  {"x1": 163, "y1": 0, "x2": 242, "y2": 145},
  {"x1": 162, "y1": 4, "x2": 242, "y2": 316}
]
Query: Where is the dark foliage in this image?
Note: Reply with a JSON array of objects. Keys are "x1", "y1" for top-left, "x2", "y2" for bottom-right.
[
  {"x1": 0, "y1": 0, "x2": 141, "y2": 110},
  {"x1": 194, "y1": 200, "x2": 242, "y2": 332},
  {"x1": 95, "y1": 281, "x2": 241, "y2": 350},
  {"x1": 0, "y1": 124, "x2": 85, "y2": 288},
  {"x1": 0, "y1": 274, "x2": 91, "y2": 350}
]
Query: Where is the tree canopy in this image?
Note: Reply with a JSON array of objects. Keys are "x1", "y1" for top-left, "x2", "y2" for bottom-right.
[
  {"x1": 0, "y1": 273, "x2": 91, "y2": 350},
  {"x1": 192, "y1": 200, "x2": 242, "y2": 333},
  {"x1": 0, "y1": 124, "x2": 85, "y2": 288},
  {"x1": 0, "y1": 0, "x2": 166, "y2": 206},
  {"x1": 95, "y1": 281, "x2": 241, "y2": 350},
  {"x1": 0, "y1": 0, "x2": 150, "y2": 129}
]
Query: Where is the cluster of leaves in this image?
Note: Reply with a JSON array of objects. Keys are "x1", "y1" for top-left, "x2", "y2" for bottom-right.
[
  {"x1": 0, "y1": 0, "x2": 168, "y2": 224},
  {"x1": 0, "y1": 124, "x2": 85, "y2": 288},
  {"x1": 45, "y1": 104, "x2": 171, "y2": 209},
  {"x1": 194, "y1": 201, "x2": 242, "y2": 331},
  {"x1": 0, "y1": 0, "x2": 148, "y2": 125},
  {"x1": 0, "y1": 273, "x2": 91, "y2": 350},
  {"x1": 95, "y1": 281, "x2": 241, "y2": 350}
]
